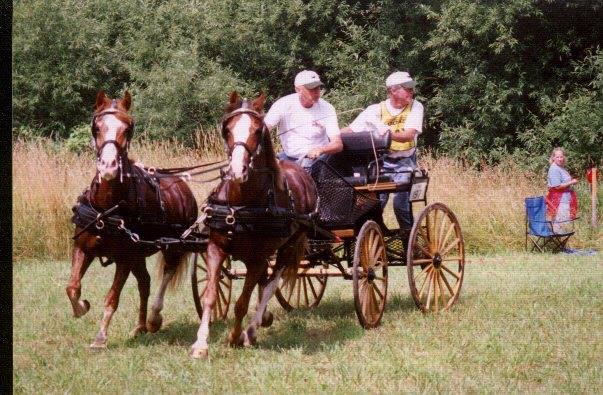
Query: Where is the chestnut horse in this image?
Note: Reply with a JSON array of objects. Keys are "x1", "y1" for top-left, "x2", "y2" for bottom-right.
[
  {"x1": 190, "y1": 92, "x2": 317, "y2": 359},
  {"x1": 66, "y1": 90, "x2": 198, "y2": 349}
]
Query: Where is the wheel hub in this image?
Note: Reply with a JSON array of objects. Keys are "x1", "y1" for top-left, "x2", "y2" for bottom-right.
[
  {"x1": 433, "y1": 253, "x2": 442, "y2": 268},
  {"x1": 367, "y1": 268, "x2": 376, "y2": 282}
]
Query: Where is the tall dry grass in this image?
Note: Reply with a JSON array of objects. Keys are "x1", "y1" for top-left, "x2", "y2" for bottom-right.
[{"x1": 13, "y1": 139, "x2": 602, "y2": 260}]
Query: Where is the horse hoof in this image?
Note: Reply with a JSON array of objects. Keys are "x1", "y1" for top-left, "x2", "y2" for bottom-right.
[
  {"x1": 228, "y1": 332, "x2": 244, "y2": 348},
  {"x1": 130, "y1": 325, "x2": 147, "y2": 338},
  {"x1": 89, "y1": 341, "x2": 107, "y2": 351},
  {"x1": 243, "y1": 330, "x2": 256, "y2": 348},
  {"x1": 147, "y1": 314, "x2": 163, "y2": 333},
  {"x1": 261, "y1": 311, "x2": 274, "y2": 328},
  {"x1": 190, "y1": 347, "x2": 209, "y2": 360},
  {"x1": 73, "y1": 300, "x2": 91, "y2": 318}
]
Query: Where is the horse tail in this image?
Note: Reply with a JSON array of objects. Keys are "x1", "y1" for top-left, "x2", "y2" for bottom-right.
[
  {"x1": 279, "y1": 233, "x2": 307, "y2": 289},
  {"x1": 156, "y1": 252, "x2": 191, "y2": 291}
]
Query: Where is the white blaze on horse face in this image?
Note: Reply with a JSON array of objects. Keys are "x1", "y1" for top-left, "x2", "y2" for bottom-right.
[
  {"x1": 230, "y1": 114, "x2": 252, "y2": 183},
  {"x1": 97, "y1": 114, "x2": 121, "y2": 181}
]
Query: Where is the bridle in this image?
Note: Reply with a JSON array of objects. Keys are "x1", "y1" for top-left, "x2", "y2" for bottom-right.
[
  {"x1": 220, "y1": 101, "x2": 267, "y2": 168},
  {"x1": 91, "y1": 101, "x2": 135, "y2": 182}
]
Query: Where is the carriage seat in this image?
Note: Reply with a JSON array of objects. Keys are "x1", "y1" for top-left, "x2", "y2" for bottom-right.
[{"x1": 325, "y1": 131, "x2": 392, "y2": 186}]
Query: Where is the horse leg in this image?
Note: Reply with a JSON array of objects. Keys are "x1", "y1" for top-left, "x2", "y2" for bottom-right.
[
  {"x1": 191, "y1": 244, "x2": 226, "y2": 359},
  {"x1": 244, "y1": 265, "x2": 285, "y2": 345},
  {"x1": 256, "y1": 280, "x2": 274, "y2": 328},
  {"x1": 245, "y1": 233, "x2": 305, "y2": 343},
  {"x1": 228, "y1": 260, "x2": 268, "y2": 348},
  {"x1": 90, "y1": 261, "x2": 131, "y2": 349},
  {"x1": 66, "y1": 245, "x2": 94, "y2": 318},
  {"x1": 129, "y1": 259, "x2": 150, "y2": 338},
  {"x1": 147, "y1": 250, "x2": 186, "y2": 333}
]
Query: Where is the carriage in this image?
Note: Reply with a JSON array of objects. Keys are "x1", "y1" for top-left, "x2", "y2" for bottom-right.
[
  {"x1": 70, "y1": 91, "x2": 464, "y2": 357},
  {"x1": 188, "y1": 130, "x2": 466, "y2": 329}
]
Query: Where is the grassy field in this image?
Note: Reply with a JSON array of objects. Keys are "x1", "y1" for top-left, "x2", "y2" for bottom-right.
[{"x1": 14, "y1": 253, "x2": 602, "y2": 393}]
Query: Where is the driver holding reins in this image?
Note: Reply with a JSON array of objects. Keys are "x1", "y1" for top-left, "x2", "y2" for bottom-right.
[
  {"x1": 264, "y1": 70, "x2": 343, "y2": 168},
  {"x1": 341, "y1": 71, "x2": 424, "y2": 231}
]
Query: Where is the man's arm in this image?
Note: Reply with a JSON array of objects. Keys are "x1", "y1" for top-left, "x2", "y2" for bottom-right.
[
  {"x1": 306, "y1": 134, "x2": 343, "y2": 159},
  {"x1": 391, "y1": 128, "x2": 418, "y2": 142}
]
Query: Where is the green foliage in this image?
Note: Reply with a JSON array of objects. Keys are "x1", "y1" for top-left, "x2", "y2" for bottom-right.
[
  {"x1": 12, "y1": 0, "x2": 603, "y2": 168},
  {"x1": 65, "y1": 124, "x2": 93, "y2": 154},
  {"x1": 515, "y1": 48, "x2": 603, "y2": 173}
]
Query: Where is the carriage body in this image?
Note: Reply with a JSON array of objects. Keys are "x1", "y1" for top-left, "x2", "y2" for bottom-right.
[{"x1": 191, "y1": 131, "x2": 466, "y2": 327}]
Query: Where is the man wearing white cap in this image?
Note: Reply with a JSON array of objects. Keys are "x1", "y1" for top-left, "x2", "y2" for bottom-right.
[
  {"x1": 264, "y1": 70, "x2": 343, "y2": 168},
  {"x1": 341, "y1": 71, "x2": 424, "y2": 230}
]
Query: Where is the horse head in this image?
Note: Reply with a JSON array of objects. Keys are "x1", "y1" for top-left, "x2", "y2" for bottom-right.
[
  {"x1": 91, "y1": 90, "x2": 135, "y2": 181},
  {"x1": 221, "y1": 91, "x2": 267, "y2": 183}
]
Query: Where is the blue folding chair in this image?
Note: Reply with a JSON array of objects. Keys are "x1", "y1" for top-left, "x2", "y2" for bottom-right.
[{"x1": 525, "y1": 196, "x2": 576, "y2": 253}]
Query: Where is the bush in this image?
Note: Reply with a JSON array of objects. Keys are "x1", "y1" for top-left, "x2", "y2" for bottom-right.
[{"x1": 65, "y1": 124, "x2": 93, "y2": 154}]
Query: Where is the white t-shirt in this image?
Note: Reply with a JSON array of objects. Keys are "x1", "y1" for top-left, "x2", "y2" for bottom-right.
[
  {"x1": 348, "y1": 99, "x2": 424, "y2": 157},
  {"x1": 265, "y1": 93, "x2": 340, "y2": 159}
]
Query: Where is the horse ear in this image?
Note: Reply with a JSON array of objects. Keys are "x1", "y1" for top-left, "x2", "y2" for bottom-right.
[
  {"x1": 122, "y1": 91, "x2": 132, "y2": 112},
  {"x1": 95, "y1": 90, "x2": 107, "y2": 110},
  {"x1": 252, "y1": 91, "x2": 266, "y2": 113},
  {"x1": 229, "y1": 91, "x2": 240, "y2": 105}
]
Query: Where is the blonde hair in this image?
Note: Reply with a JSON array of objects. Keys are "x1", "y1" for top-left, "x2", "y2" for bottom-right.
[{"x1": 549, "y1": 147, "x2": 565, "y2": 164}]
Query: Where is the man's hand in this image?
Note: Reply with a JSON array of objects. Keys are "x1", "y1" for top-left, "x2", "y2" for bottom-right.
[
  {"x1": 376, "y1": 126, "x2": 390, "y2": 137},
  {"x1": 306, "y1": 147, "x2": 323, "y2": 159}
]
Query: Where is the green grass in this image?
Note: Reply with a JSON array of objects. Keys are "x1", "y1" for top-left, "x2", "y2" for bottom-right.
[{"x1": 14, "y1": 253, "x2": 602, "y2": 393}]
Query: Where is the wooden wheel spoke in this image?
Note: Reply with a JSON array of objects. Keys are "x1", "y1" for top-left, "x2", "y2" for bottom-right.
[
  {"x1": 436, "y1": 270, "x2": 449, "y2": 307},
  {"x1": 302, "y1": 277, "x2": 310, "y2": 307},
  {"x1": 369, "y1": 232, "x2": 379, "y2": 259},
  {"x1": 439, "y1": 268, "x2": 455, "y2": 297},
  {"x1": 286, "y1": 280, "x2": 295, "y2": 303},
  {"x1": 374, "y1": 245, "x2": 384, "y2": 262},
  {"x1": 414, "y1": 264, "x2": 433, "y2": 282},
  {"x1": 411, "y1": 258, "x2": 433, "y2": 266},
  {"x1": 369, "y1": 286, "x2": 378, "y2": 319},
  {"x1": 441, "y1": 256, "x2": 462, "y2": 262},
  {"x1": 215, "y1": 291, "x2": 223, "y2": 317},
  {"x1": 440, "y1": 237, "x2": 461, "y2": 257},
  {"x1": 441, "y1": 263, "x2": 461, "y2": 280},
  {"x1": 307, "y1": 277, "x2": 319, "y2": 300},
  {"x1": 438, "y1": 223, "x2": 456, "y2": 253},
  {"x1": 296, "y1": 277, "x2": 301, "y2": 307},
  {"x1": 372, "y1": 281, "x2": 384, "y2": 303},
  {"x1": 437, "y1": 214, "x2": 449, "y2": 251},
  {"x1": 418, "y1": 267, "x2": 433, "y2": 299},
  {"x1": 425, "y1": 271, "x2": 434, "y2": 309},
  {"x1": 434, "y1": 270, "x2": 440, "y2": 313},
  {"x1": 415, "y1": 242, "x2": 433, "y2": 259},
  {"x1": 197, "y1": 264, "x2": 207, "y2": 273}
]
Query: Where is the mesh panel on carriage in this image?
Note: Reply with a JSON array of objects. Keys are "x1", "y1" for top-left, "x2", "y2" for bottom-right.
[{"x1": 309, "y1": 159, "x2": 381, "y2": 230}]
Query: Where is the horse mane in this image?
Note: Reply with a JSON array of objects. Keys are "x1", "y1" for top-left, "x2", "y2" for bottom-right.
[{"x1": 260, "y1": 124, "x2": 284, "y2": 189}]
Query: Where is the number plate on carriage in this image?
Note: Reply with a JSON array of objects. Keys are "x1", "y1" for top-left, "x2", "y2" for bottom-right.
[{"x1": 409, "y1": 178, "x2": 428, "y2": 202}]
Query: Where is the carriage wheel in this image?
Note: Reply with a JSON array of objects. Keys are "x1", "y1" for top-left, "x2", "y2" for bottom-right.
[
  {"x1": 353, "y1": 220, "x2": 388, "y2": 329},
  {"x1": 275, "y1": 269, "x2": 327, "y2": 311},
  {"x1": 191, "y1": 252, "x2": 232, "y2": 322},
  {"x1": 407, "y1": 203, "x2": 465, "y2": 313}
]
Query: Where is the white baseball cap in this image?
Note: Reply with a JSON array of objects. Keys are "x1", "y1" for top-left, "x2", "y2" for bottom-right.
[
  {"x1": 294, "y1": 70, "x2": 324, "y2": 89},
  {"x1": 385, "y1": 71, "x2": 416, "y2": 88}
]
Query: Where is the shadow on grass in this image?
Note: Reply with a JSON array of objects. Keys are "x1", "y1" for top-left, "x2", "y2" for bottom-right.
[
  {"x1": 123, "y1": 319, "x2": 231, "y2": 348},
  {"x1": 259, "y1": 296, "x2": 363, "y2": 354},
  {"x1": 120, "y1": 289, "x2": 475, "y2": 352}
]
